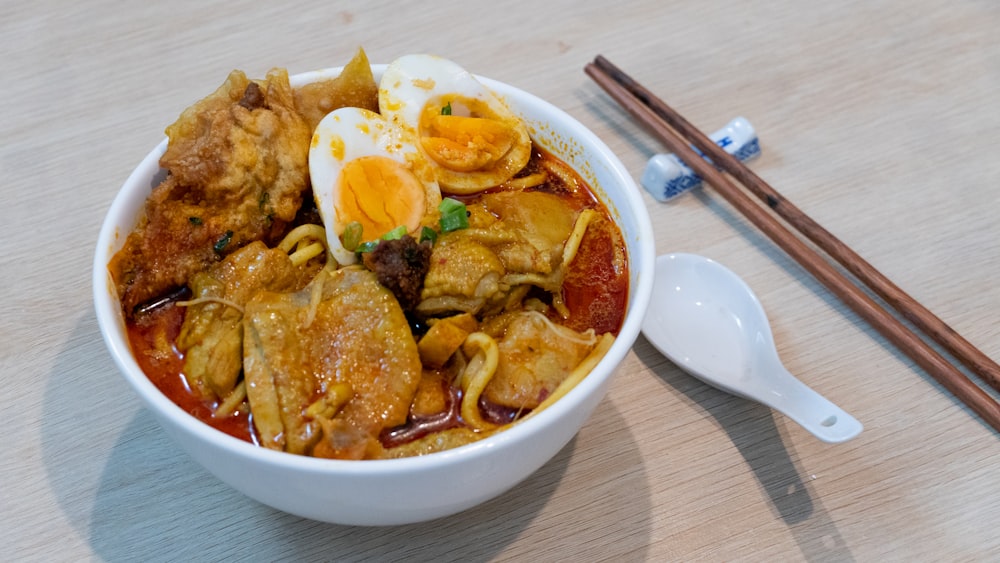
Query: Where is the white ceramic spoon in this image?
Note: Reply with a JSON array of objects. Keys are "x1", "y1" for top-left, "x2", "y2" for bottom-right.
[{"x1": 641, "y1": 253, "x2": 863, "y2": 443}]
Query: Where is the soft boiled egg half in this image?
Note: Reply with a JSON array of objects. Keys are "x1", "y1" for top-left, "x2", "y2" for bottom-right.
[
  {"x1": 379, "y1": 54, "x2": 533, "y2": 195},
  {"x1": 309, "y1": 107, "x2": 442, "y2": 265}
]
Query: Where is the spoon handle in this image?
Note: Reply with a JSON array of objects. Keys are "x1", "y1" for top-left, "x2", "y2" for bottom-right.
[{"x1": 756, "y1": 366, "x2": 863, "y2": 444}]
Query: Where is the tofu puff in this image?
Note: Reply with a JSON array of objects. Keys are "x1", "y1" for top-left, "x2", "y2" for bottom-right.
[{"x1": 110, "y1": 49, "x2": 378, "y2": 315}]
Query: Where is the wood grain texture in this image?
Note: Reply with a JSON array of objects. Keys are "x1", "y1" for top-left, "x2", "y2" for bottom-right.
[
  {"x1": 587, "y1": 56, "x2": 1000, "y2": 432},
  {"x1": 4, "y1": 0, "x2": 999, "y2": 560},
  {"x1": 591, "y1": 52, "x2": 1000, "y2": 397}
]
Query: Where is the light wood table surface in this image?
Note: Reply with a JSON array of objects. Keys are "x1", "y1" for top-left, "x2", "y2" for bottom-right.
[{"x1": 5, "y1": 1, "x2": 1000, "y2": 560}]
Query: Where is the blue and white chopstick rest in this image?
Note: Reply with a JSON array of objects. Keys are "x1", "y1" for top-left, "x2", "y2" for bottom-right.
[{"x1": 640, "y1": 117, "x2": 761, "y2": 202}]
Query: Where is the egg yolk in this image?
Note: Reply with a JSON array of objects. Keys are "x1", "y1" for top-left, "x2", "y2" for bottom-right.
[
  {"x1": 335, "y1": 156, "x2": 426, "y2": 241},
  {"x1": 420, "y1": 115, "x2": 517, "y2": 172}
]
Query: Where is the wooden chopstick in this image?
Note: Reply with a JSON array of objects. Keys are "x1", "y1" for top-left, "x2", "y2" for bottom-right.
[
  {"x1": 585, "y1": 56, "x2": 1000, "y2": 433},
  {"x1": 591, "y1": 55, "x2": 1000, "y2": 397}
]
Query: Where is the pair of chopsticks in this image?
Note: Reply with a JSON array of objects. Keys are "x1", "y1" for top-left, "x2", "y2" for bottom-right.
[{"x1": 585, "y1": 55, "x2": 1000, "y2": 433}]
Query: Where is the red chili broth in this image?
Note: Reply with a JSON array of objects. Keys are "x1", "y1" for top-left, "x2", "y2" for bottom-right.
[{"x1": 128, "y1": 303, "x2": 257, "y2": 443}]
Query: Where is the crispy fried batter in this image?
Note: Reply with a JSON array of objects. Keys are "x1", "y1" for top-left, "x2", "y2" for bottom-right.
[
  {"x1": 111, "y1": 68, "x2": 312, "y2": 314},
  {"x1": 294, "y1": 47, "x2": 379, "y2": 133}
]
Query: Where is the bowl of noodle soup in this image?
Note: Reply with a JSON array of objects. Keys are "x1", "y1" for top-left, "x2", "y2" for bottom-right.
[{"x1": 93, "y1": 57, "x2": 654, "y2": 525}]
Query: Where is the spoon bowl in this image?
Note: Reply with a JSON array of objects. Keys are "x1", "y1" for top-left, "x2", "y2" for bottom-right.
[{"x1": 641, "y1": 253, "x2": 862, "y2": 443}]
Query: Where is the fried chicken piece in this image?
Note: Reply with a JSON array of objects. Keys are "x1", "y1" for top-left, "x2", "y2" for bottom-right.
[
  {"x1": 294, "y1": 47, "x2": 379, "y2": 133},
  {"x1": 177, "y1": 241, "x2": 303, "y2": 401},
  {"x1": 243, "y1": 268, "x2": 422, "y2": 459},
  {"x1": 111, "y1": 68, "x2": 312, "y2": 314},
  {"x1": 481, "y1": 311, "x2": 597, "y2": 409}
]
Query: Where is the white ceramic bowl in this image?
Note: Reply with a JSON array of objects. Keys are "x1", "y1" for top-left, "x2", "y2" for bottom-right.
[{"x1": 93, "y1": 65, "x2": 655, "y2": 526}]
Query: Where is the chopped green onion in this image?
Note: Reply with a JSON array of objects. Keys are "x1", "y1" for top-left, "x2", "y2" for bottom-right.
[
  {"x1": 438, "y1": 197, "x2": 469, "y2": 232},
  {"x1": 258, "y1": 192, "x2": 274, "y2": 225},
  {"x1": 356, "y1": 241, "x2": 378, "y2": 253},
  {"x1": 438, "y1": 197, "x2": 465, "y2": 214},
  {"x1": 214, "y1": 230, "x2": 234, "y2": 253},
  {"x1": 354, "y1": 225, "x2": 410, "y2": 254},
  {"x1": 440, "y1": 212, "x2": 468, "y2": 233},
  {"x1": 419, "y1": 226, "x2": 438, "y2": 244},
  {"x1": 382, "y1": 225, "x2": 407, "y2": 240},
  {"x1": 441, "y1": 102, "x2": 452, "y2": 116},
  {"x1": 342, "y1": 221, "x2": 363, "y2": 251}
]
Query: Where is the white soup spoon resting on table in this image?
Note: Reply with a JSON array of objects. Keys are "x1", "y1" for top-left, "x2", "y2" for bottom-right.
[{"x1": 641, "y1": 253, "x2": 863, "y2": 443}]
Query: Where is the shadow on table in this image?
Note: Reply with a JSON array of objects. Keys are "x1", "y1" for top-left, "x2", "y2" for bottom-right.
[
  {"x1": 43, "y1": 314, "x2": 654, "y2": 562},
  {"x1": 633, "y1": 334, "x2": 855, "y2": 561}
]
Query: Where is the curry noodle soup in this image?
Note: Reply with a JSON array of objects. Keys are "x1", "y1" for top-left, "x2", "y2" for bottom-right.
[{"x1": 109, "y1": 50, "x2": 628, "y2": 460}]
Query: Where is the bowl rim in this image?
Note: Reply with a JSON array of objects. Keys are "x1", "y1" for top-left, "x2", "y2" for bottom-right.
[{"x1": 92, "y1": 63, "x2": 656, "y2": 473}]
